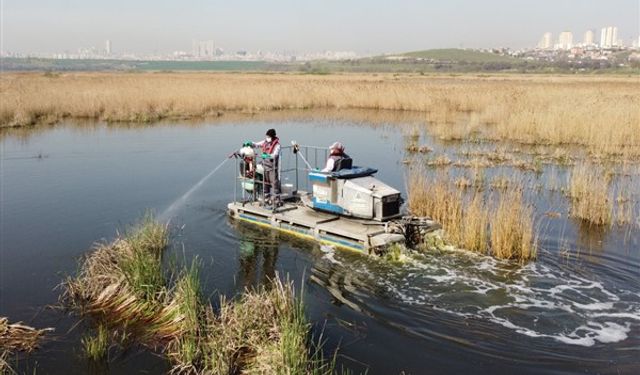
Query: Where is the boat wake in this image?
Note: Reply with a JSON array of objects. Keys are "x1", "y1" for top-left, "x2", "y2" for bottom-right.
[{"x1": 312, "y1": 249, "x2": 640, "y2": 348}]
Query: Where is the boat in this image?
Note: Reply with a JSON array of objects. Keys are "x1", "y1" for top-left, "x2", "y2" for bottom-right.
[{"x1": 227, "y1": 142, "x2": 438, "y2": 254}]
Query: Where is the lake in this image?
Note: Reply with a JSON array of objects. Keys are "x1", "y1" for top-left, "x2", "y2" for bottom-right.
[{"x1": 1, "y1": 111, "x2": 639, "y2": 374}]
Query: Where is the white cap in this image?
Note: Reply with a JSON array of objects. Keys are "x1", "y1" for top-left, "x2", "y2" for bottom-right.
[{"x1": 329, "y1": 142, "x2": 344, "y2": 151}]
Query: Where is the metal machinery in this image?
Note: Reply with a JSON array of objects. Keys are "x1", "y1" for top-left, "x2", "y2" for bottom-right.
[{"x1": 227, "y1": 143, "x2": 437, "y2": 254}]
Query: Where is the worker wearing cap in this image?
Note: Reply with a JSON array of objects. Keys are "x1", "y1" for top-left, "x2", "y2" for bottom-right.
[
  {"x1": 321, "y1": 142, "x2": 352, "y2": 172},
  {"x1": 247, "y1": 129, "x2": 281, "y2": 204}
]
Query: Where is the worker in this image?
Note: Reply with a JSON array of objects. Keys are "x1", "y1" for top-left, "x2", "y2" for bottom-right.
[
  {"x1": 321, "y1": 141, "x2": 352, "y2": 172},
  {"x1": 247, "y1": 129, "x2": 281, "y2": 204}
]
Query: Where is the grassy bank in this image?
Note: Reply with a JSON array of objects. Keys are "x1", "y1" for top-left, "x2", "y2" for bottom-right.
[
  {"x1": 62, "y1": 216, "x2": 336, "y2": 374},
  {"x1": 2, "y1": 72, "x2": 639, "y2": 157}
]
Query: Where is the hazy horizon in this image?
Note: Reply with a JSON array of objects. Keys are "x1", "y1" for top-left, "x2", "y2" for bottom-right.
[{"x1": 2, "y1": 0, "x2": 639, "y2": 55}]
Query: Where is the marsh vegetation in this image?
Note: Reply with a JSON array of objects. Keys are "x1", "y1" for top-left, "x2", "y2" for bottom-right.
[
  {"x1": 0, "y1": 317, "x2": 50, "y2": 373},
  {"x1": 61, "y1": 216, "x2": 338, "y2": 374},
  {"x1": 2, "y1": 73, "x2": 639, "y2": 158},
  {"x1": 405, "y1": 115, "x2": 639, "y2": 263},
  {"x1": 408, "y1": 171, "x2": 535, "y2": 262}
]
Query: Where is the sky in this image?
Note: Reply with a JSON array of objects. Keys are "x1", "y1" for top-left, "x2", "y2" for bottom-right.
[{"x1": 2, "y1": 0, "x2": 639, "y2": 54}]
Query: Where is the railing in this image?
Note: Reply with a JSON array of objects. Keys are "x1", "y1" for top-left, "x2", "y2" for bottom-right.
[{"x1": 233, "y1": 144, "x2": 329, "y2": 206}]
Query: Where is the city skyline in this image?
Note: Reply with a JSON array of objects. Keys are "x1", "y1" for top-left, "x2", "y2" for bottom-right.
[
  {"x1": 2, "y1": 0, "x2": 638, "y2": 55},
  {"x1": 536, "y1": 25, "x2": 639, "y2": 50}
]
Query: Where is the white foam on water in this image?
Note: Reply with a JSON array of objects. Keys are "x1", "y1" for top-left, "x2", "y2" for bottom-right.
[
  {"x1": 591, "y1": 312, "x2": 640, "y2": 321},
  {"x1": 552, "y1": 322, "x2": 630, "y2": 346},
  {"x1": 573, "y1": 302, "x2": 614, "y2": 311},
  {"x1": 341, "y1": 251, "x2": 640, "y2": 347},
  {"x1": 320, "y1": 245, "x2": 343, "y2": 265}
]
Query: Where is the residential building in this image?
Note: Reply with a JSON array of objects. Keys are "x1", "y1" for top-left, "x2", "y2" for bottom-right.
[
  {"x1": 538, "y1": 32, "x2": 553, "y2": 49},
  {"x1": 556, "y1": 31, "x2": 573, "y2": 50}
]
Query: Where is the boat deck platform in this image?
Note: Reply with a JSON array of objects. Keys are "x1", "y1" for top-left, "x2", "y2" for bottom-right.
[{"x1": 227, "y1": 201, "x2": 405, "y2": 253}]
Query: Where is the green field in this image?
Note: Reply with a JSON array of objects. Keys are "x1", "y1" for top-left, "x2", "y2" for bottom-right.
[
  {"x1": 1, "y1": 58, "x2": 269, "y2": 72},
  {"x1": 399, "y1": 48, "x2": 519, "y2": 63},
  {"x1": 2, "y1": 48, "x2": 637, "y2": 74}
]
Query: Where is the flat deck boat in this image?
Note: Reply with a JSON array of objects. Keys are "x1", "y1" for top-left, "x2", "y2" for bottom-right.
[{"x1": 227, "y1": 143, "x2": 437, "y2": 254}]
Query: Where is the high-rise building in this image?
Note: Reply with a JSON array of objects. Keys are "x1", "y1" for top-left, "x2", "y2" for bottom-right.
[
  {"x1": 600, "y1": 26, "x2": 619, "y2": 48},
  {"x1": 538, "y1": 32, "x2": 553, "y2": 49},
  {"x1": 556, "y1": 31, "x2": 573, "y2": 50},
  {"x1": 583, "y1": 30, "x2": 595, "y2": 46},
  {"x1": 105, "y1": 40, "x2": 112, "y2": 55},
  {"x1": 192, "y1": 40, "x2": 215, "y2": 58}
]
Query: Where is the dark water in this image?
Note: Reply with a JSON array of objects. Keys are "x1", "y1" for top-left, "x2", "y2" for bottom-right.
[{"x1": 1, "y1": 114, "x2": 639, "y2": 374}]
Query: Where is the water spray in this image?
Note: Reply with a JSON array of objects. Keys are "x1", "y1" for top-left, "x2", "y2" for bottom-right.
[{"x1": 159, "y1": 156, "x2": 230, "y2": 222}]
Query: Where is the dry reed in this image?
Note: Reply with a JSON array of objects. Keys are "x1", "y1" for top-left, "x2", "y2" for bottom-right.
[
  {"x1": 0, "y1": 317, "x2": 51, "y2": 374},
  {"x1": 0, "y1": 318, "x2": 49, "y2": 353},
  {"x1": 2, "y1": 73, "x2": 638, "y2": 158},
  {"x1": 490, "y1": 189, "x2": 536, "y2": 261},
  {"x1": 462, "y1": 194, "x2": 490, "y2": 254},
  {"x1": 568, "y1": 164, "x2": 612, "y2": 226},
  {"x1": 408, "y1": 170, "x2": 535, "y2": 261},
  {"x1": 408, "y1": 172, "x2": 464, "y2": 247}
]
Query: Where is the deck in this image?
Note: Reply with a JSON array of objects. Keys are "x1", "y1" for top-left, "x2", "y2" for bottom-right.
[{"x1": 227, "y1": 201, "x2": 405, "y2": 253}]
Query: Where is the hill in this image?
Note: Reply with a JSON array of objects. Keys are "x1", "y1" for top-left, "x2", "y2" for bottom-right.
[{"x1": 395, "y1": 48, "x2": 519, "y2": 63}]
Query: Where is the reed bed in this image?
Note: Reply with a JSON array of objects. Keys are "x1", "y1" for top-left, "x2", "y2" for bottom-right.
[
  {"x1": 62, "y1": 216, "x2": 336, "y2": 374},
  {"x1": 2, "y1": 72, "x2": 639, "y2": 158},
  {"x1": 490, "y1": 189, "x2": 535, "y2": 261},
  {"x1": 408, "y1": 170, "x2": 535, "y2": 262},
  {"x1": 568, "y1": 164, "x2": 612, "y2": 226}
]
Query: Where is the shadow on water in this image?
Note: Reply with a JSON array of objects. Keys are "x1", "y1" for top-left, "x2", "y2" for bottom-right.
[
  {"x1": 575, "y1": 219, "x2": 608, "y2": 255},
  {"x1": 234, "y1": 221, "x2": 280, "y2": 290}
]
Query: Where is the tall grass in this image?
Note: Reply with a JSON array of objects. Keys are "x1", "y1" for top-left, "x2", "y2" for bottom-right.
[
  {"x1": 568, "y1": 164, "x2": 612, "y2": 226},
  {"x1": 82, "y1": 324, "x2": 109, "y2": 361},
  {"x1": 62, "y1": 216, "x2": 339, "y2": 374},
  {"x1": 408, "y1": 172, "x2": 464, "y2": 246},
  {"x1": 165, "y1": 261, "x2": 203, "y2": 373},
  {"x1": 62, "y1": 216, "x2": 179, "y2": 345},
  {"x1": 2, "y1": 73, "x2": 639, "y2": 157},
  {"x1": 408, "y1": 170, "x2": 535, "y2": 261},
  {"x1": 202, "y1": 279, "x2": 331, "y2": 374},
  {"x1": 461, "y1": 194, "x2": 490, "y2": 254},
  {"x1": 490, "y1": 189, "x2": 535, "y2": 261}
]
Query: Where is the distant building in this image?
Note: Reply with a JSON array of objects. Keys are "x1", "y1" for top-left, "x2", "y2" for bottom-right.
[
  {"x1": 583, "y1": 30, "x2": 595, "y2": 46},
  {"x1": 538, "y1": 32, "x2": 553, "y2": 49},
  {"x1": 556, "y1": 31, "x2": 573, "y2": 50},
  {"x1": 600, "y1": 26, "x2": 619, "y2": 48},
  {"x1": 192, "y1": 40, "x2": 215, "y2": 58},
  {"x1": 105, "y1": 40, "x2": 112, "y2": 55}
]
